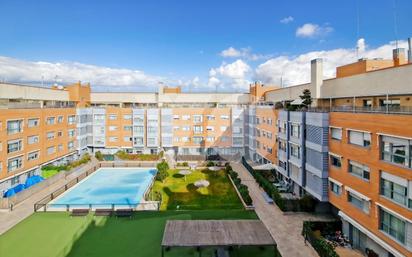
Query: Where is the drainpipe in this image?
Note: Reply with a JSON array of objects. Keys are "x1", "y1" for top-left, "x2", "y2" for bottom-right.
[{"x1": 408, "y1": 37, "x2": 412, "y2": 63}]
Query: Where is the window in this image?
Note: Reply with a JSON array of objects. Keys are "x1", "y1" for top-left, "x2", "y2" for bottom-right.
[
  {"x1": 220, "y1": 126, "x2": 227, "y2": 132},
  {"x1": 380, "y1": 172, "x2": 410, "y2": 208},
  {"x1": 124, "y1": 126, "x2": 132, "y2": 131},
  {"x1": 68, "y1": 115, "x2": 76, "y2": 124},
  {"x1": 94, "y1": 114, "x2": 105, "y2": 121},
  {"x1": 256, "y1": 117, "x2": 260, "y2": 124},
  {"x1": 193, "y1": 115, "x2": 202, "y2": 123},
  {"x1": 206, "y1": 136, "x2": 215, "y2": 142},
  {"x1": 174, "y1": 137, "x2": 179, "y2": 142},
  {"x1": 220, "y1": 115, "x2": 229, "y2": 120},
  {"x1": 267, "y1": 132, "x2": 272, "y2": 139},
  {"x1": 363, "y1": 99, "x2": 372, "y2": 107},
  {"x1": 348, "y1": 130, "x2": 371, "y2": 147},
  {"x1": 379, "y1": 99, "x2": 400, "y2": 108},
  {"x1": 278, "y1": 121, "x2": 287, "y2": 134},
  {"x1": 58, "y1": 144, "x2": 63, "y2": 152},
  {"x1": 57, "y1": 131, "x2": 63, "y2": 137},
  {"x1": 68, "y1": 129, "x2": 75, "y2": 137},
  {"x1": 133, "y1": 137, "x2": 143, "y2": 145},
  {"x1": 331, "y1": 127, "x2": 342, "y2": 140},
  {"x1": 381, "y1": 135, "x2": 411, "y2": 168},
  {"x1": 173, "y1": 115, "x2": 179, "y2": 120},
  {"x1": 193, "y1": 136, "x2": 203, "y2": 144},
  {"x1": 109, "y1": 114, "x2": 117, "y2": 120},
  {"x1": 379, "y1": 208, "x2": 406, "y2": 244},
  {"x1": 47, "y1": 146, "x2": 55, "y2": 155},
  {"x1": 109, "y1": 126, "x2": 118, "y2": 131},
  {"x1": 267, "y1": 118, "x2": 272, "y2": 125},
  {"x1": 290, "y1": 143, "x2": 300, "y2": 158},
  {"x1": 182, "y1": 115, "x2": 190, "y2": 121},
  {"x1": 28, "y1": 151, "x2": 39, "y2": 161},
  {"x1": 7, "y1": 120, "x2": 23, "y2": 134},
  {"x1": 207, "y1": 115, "x2": 215, "y2": 120},
  {"x1": 27, "y1": 135, "x2": 39, "y2": 145},
  {"x1": 349, "y1": 161, "x2": 370, "y2": 181},
  {"x1": 290, "y1": 123, "x2": 300, "y2": 138},
  {"x1": 147, "y1": 138, "x2": 156, "y2": 145},
  {"x1": 220, "y1": 136, "x2": 229, "y2": 142},
  {"x1": 10, "y1": 175, "x2": 20, "y2": 185},
  {"x1": 206, "y1": 126, "x2": 214, "y2": 131},
  {"x1": 279, "y1": 160, "x2": 287, "y2": 170},
  {"x1": 279, "y1": 139, "x2": 287, "y2": 152},
  {"x1": 109, "y1": 137, "x2": 118, "y2": 142},
  {"x1": 68, "y1": 141, "x2": 75, "y2": 150},
  {"x1": 267, "y1": 147, "x2": 272, "y2": 154},
  {"x1": 193, "y1": 125, "x2": 203, "y2": 134},
  {"x1": 233, "y1": 127, "x2": 242, "y2": 134},
  {"x1": 347, "y1": 191, "x2": 369, "y2": 213},
  {"x1": 8, "y1": 156, "x2": 23, "y2": 172},
  {"x1": 147, "y1": 127, "x2": 157, "y2": 133},
  {"x1": 182, "y1": 126, "x2": 190, "y2": 131},
  {"x1": 47, "y1": 132, "x2": 55, "y2": 140},
  {"x1": 27, "y1": 118, "x2": 39, "y2": 128},
  {"x1": 7, "y1": 139, "x2": 23, "y2": 153},
  {"x1": 124, "y1": 137, "x2": 132, "y2": 142},
  {"x1": 182, "y1": 137, "x2": 190, "y2": 142},
  {"x1": 330, "y1": 154, "x2": 342, "y2": 168},
  {"x1": 173, "y1": 126, "x2": 179, "y2": 131},
  {"x1": 46, "y1": 117, "x2": 55, "y2": 125},
  {"x1": 330, "y1": 181, "x2": 341, "y2": 195},
  {"x1": 123, "y1": 115, "x2": 132, "y2": 120},
  {"x1": 133, "y1": 126, "x2": 144, "y2": 133},
  {"x1": 57, "y1": 116, "x2": 64, "y2": 123}
]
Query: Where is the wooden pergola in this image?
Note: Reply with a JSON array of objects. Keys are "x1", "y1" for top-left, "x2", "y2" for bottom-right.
[{"x1": 161, "y1": 220, "x2": 277, "y2": 257}]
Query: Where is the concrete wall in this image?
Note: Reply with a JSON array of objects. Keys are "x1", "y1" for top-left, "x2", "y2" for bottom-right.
[{"x1": 0, "y1": 83, "x2": 69, "y2": 101}]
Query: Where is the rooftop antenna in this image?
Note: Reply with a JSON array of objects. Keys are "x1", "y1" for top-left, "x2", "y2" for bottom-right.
[
  {"x1": 393, "y1": 0, "x2": 399, "y2": 49},
  {"x1": 355, "y1": 0, "x2": 361, "y2": 59}
]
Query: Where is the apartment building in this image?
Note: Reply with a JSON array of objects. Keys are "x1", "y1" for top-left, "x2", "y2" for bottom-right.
[{"x1": 0, "y1": 38, "x2": 411, "y2": 256}]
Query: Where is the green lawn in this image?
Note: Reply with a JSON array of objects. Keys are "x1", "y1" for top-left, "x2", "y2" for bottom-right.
[
  {"x1": 151, "y1": 169, "x2": 243, "y2": 210},
  {"x1": 0, "y1": 210, "x2": 279, "y2": 257},
  {"x1": 41, "y1": 169, "x2": 60, "y2": 179}
]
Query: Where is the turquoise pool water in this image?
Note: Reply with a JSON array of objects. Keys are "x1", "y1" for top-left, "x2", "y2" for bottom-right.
[{"x1": 51, "y1": 168, "x2": 156, "y2": 207}]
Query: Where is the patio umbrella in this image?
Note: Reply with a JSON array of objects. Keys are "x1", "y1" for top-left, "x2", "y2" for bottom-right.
[
  {"x1": 178, "y1": 170, "x2": 192, "y2": 182},
  {"x1": 208, "y1": 166, "x2": 221, "y2": 176},
  {"x1": 194, "y1": 179, "x2": 210, "y2": 188}
]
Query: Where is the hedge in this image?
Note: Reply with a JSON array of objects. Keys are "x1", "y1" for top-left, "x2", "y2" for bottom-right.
[
  {"x1": 226, "y1": 165, "x2": 253, "y2": 206},
  {"x1": 241, "y1": 157, "x2": 316, "y2": 212}
]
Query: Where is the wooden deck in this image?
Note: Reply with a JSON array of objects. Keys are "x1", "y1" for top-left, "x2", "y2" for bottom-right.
[{"x1": 162, "y1": 220, "x2": 276, "y2": 247}]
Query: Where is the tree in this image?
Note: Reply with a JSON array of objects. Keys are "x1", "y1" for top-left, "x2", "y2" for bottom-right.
[
  {"x1": 156, "y1": 160, "x2": 169, "y2": 183},
  {"x1": 300, "y1": 89, "x2": 312, "y2": 108}
]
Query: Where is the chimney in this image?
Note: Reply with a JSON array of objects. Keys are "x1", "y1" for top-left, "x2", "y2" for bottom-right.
[
  {"x1": 393, "y1": 48, "x2": 406, "y2": 66},
  {"x1": 311, "y1": 58, "x2": 323, "y2": 100},
  {"x1": 408, "y1": 37, "x2": 412, "y2": 63}
]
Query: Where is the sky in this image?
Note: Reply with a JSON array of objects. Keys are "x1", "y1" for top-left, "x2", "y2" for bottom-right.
[{"x1": 0, "y1": 0, "x2": 411, "y2": 92}]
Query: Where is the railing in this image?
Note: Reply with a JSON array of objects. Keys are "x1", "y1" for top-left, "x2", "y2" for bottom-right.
[
  {"x1": 306, "y1": 106, "x2": 412, "y2": 115},
  {"x1": 36, "y1": 202, "x2": 160, "y2": 212},
  {"x1": 34, "y1": 165, "x2": 99, "y2": 212}
]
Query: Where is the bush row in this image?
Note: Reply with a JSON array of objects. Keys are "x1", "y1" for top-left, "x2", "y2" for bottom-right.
[
  {"x1": 241, "y1": 157, "x2": 316, "y2": 212},
  {"x1": 115, "y1": 150, "x2": 161, "y2": 161},
  {"x1": 225, "y1": 164, "x2": 253, "y2": 206},
  {"x1": 302, "y1": 221, "x2": 340, "y2": 257},
  {"x1": 42, "y1": 153, "x2": 91, "y2": 173}
]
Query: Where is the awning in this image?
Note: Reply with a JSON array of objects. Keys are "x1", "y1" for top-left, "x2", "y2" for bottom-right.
[
  {"x1": 252, "y1": 163, "x2": 276, "y2": 170},
  {"x1": 290, "y1": 98, "x2": 304, "y2": 105}
]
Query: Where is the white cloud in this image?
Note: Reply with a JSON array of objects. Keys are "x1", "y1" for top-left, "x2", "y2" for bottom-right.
[
  {"x1": 356, "y1": 38, "x2": 366, "y2": 54},
  {"x1": 296, "y1": 23, "x2": 333, "y2": 38},
  {"x1": 219, "y1": 47, "x2": 271, "y2": 61},
  {"x1": 208, "y1": 59, "x2": 251, "y2": 91},
  {"x1": 255, "y1": 39, "x2": 408, "y2": 87},
  {"x1": 0, "y1": 56, "x2": 168, "y2": 91},
  {"x1": 280, "y1": 16, "x2": 294, "y2": 24}
]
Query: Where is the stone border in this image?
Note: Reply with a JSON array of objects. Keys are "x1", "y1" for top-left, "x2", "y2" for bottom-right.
[{"x1": 227, "y1": 174, "x2": 255, "y2": 211}]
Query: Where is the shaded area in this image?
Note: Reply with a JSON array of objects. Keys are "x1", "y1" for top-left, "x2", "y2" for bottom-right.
[{"x1": 0, "y1": 210, "x2": 272, "y2": 257}]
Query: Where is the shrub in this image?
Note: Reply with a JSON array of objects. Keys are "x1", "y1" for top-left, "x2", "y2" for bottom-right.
[
  {"x1": 226, "y1": 165, "x2": 253, "y2": 206},
  {"x1": 156, "y1": 161, "x2": 169, "y2": 183},
  {"x1": 302, "y1": 221, "x2": 339, "y2": 257},
  {"x1": 95, "y1": 151, "x2": 104, "y2": 161},
  {"x1": 206, "y1": 161, "x2": 215, "y2": 167}
]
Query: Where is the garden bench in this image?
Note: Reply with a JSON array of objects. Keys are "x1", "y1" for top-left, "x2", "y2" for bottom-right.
[
  {"x1": 262, "y1": 192, "x2": 274, "y2": 204},
  {"x1": 95, "y1": 209, "x2": 113, "y2": 216},
  {"x1": 71, "y1": 209, "x2": 89, "y2": 217},
  {"x1": 115, "y1": 208, "x2": 134, "y2": 218}
]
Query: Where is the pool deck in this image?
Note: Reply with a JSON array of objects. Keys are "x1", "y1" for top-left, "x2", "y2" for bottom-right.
[{"x1": 0, "y1": 159, "x2": 98, "y2": 235}]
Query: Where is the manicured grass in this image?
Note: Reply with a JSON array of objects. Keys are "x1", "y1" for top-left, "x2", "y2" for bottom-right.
[
  {"x1": 151, "y1": 169, "x2": 243, "y2": 210},
  {"x1": 41, "y1": 169, "x2": 60, "y2": 179},
  {"x1": 0, "y1": 210, "x2": 278, "y2": 257}
]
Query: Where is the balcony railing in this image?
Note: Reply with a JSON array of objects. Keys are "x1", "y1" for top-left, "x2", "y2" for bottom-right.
[{"x1": 306, "y1": 106, "x2": 412, "y2": 115}]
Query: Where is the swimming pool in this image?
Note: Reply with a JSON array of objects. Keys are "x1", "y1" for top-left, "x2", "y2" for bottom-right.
[{"x1": 50, "y1": 168, "x2": 156, "y2": 210}]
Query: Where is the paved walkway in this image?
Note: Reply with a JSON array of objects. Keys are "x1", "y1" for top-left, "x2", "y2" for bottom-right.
[
  {"x1": 0, "y1": 159, "x2": 98, "y2": 235},
  {"x1": 230, "y1": 161, "x2": 335, "y2": 257}
]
